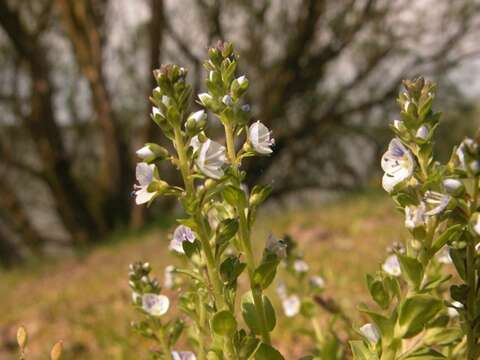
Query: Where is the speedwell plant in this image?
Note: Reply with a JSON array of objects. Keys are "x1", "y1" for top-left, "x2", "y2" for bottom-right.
[
  {"x1": 130, "y1": 42, "x2": 282, "y2": 360},
  {"x1": 352, "y1": 78, "x2": 480, "y2": 360}
]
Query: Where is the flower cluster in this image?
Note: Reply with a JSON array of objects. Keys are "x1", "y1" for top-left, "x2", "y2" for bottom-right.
[{"x1": 354, "y1": 78, "x2": 480, "y2": 359}]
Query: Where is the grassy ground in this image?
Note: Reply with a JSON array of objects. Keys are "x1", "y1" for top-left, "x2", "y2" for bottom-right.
[{"x1": 0, "y1": 191, "x2": 406, "y2": 359}]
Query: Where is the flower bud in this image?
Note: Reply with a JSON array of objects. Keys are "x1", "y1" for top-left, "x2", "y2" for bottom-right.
[
  {"x1": 231, "y1": 75, "x2": 249, "y2": 97},
  {"x1": 416, "y1": 125, "x2": 429, "y2": 141},
  {"x1": 359, "y1": 323, "x2": 380, "y2": 344},
  {"x1": 241, "y1": 104, "x2": 251, "y2": 112},
  {"x1": 17, "y1": 326, "x2": 28, "y2": 350},
  {"x1": 136, "y1": 143, "x2": 169, "y2": 162},
  {"x1": 222, "y1": 95, "x2": 233, "y2": 106},
  {"x1": 443, "y1": 178, "x2": 464, "y2": 196},
  {"x1": 198, "y1": 93, "x2": 214, "y2": 108},
  {"x1": 186, "y1": 110, "x2": 207, "y2": 135},
  {"x1": 50, "y1": 340, "x2": 63, "y2": 360}
]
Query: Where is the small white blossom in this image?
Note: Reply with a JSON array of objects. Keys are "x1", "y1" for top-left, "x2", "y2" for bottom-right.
[
  {"x1": 136, "y1": 145, "x2": 155, "y2": 160},
  {"x1": 437, "y1": 246, "x2": 452, "y2": 264},
  {"x1": 447, "y1": 301, "x2": 464, "y2": 318},
  {"x1": 266, "y1": 234, "x2": 287, "y2": 259},
  {"x1": 359, "y1": 323, "x2": 380, "y2": 344},
  {"x1": 276, "y1": 281, "x2": 288, "y2": 300},
  {"x1": 222, "y1": 95, "x2": 233, "y2": 106},
  {"x1": 425, "y1": 191, "x2": 451, "y2": 216},
  {"x1": 196, "y1": 139, "x2": 226, "y2": 179},
  {"x1": 190, "y1": 136, "x2": 201, "y2": 153},
  {"x1": 382, "y1": 255, "x2": 401, "y2": 277},
  {"x1": 164, "y1": 265, "x2": 175, "y2": 289},
  {"x1": 153, "y1": 86, "x2": 160, "y2": 95},
  {"x1": 416, "y1": 125, "x2": 429, "y2": 140},
  {"x1": 134, "y1": 163, "x2": 156, "y2": 205},
  {"x1": 405, "y1": 202, "x2": 426, "y2": 230},
  {"x1": 172, "y1": 351, "x2": 197, "y2": 360},
  {"x1": 473, "y1": 214, "x2": 480, "y2": 236},
  {"x1": 282, "y1": 295, "x2": 301, "y2": 317},
  {"x1": 294, "y1": 259, "x2": 309, "y2": 273},
  {"x1": 381, "y1": 138, "x2": 414, "y2": 192},
  {"x1": 142, "y1": 293, "x2": 169, "y2": 316},
  {"x1": 152, "y1": 106, "x2": 162, "y2": 117},
  {"x1": 169, "y1": 225, "x2": 196, "y2": 254},
  {"x1": 132, "y1": 292, "x2": 141, "y2": 304},
  {"x1": 248, "y1": 121, "x2": 275, "y2": 155},
  {"x1": 310, "y1": 276, "x2": 326, "y2": 289}
]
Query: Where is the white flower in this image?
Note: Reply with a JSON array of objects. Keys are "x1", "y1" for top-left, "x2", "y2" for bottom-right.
[
  {"x1": 132, "y1": 292, "x2": 140, "y2": 304},
  {"x1": 437, "y1": 246, "x2": 452, "y2": 264},
  {"x1": 172, "y1": 351, "x2": 197, "y2": 360},
  {"x1": 447, "y1": 301, "x2": 464, "y2": 318},
  {"x1": 381, "y1": 138, "x2": 414, "y2": 192},
  {"x1": 161, "y1": 95, "x2": 170, "y2": 106},
  {"x1": 136, "y1": 145, "x2": 155, "y2": 160},
  {"x1": 153, "y1": 86, "x2": 160, "y2": 95},
  {"x1": 190, "y1": 136, "x2": 201, "y2": 153},
  {"x1": 282, "y1": 295, "x2": 300, "y2": 317},
  {"x1": 266, "y1": 234, "x2": 287, "y2": 259},
  {"x1": 416, "y1": 125, "x2": 429, "y2": 140},
  {"x1": 152, "y1": 106, "x2": 162, "y2": 117},
  {"x1": 190, "y1": 110, "x2": 207, "y2": 123},
  {"x1": 473, "y1": 214, "x2": 480, "y2": 236},
  {"x1": 293, "y1": 259, "x2": 309, "y2": 273},
  {"x1": 134, "y1": 163, "x2": 156, "y2": 205},
  {"x1": 222, "y1": 95, "x2": 233, "y2": 106},
  {"x1": 359, "y1": 323, "x2": 380, "y2": 344},
  {"x1": 142, "y1": 293, "x2": 169, "y2": 316},
  {"x1": 236, "y1": 75, "x2": 247, "y2": 86},
  {"x1": 405, "y1": 202, "x2": 426, "y2": 230},
  {"x1": 248, "y1": 121, "x2": 275, "y2": 155},
  {"x1": 169, "y1": 225, "x2": 196, "y2": 254},
  {"x1": 310, "y1": 276, "x2": 325, "y2": 289},
  {"x1": 196, "y1": 139, "x2": 226, "y2": 179},
  {"x1": 276, "y1": 281, "x2": 287, "y2": 300},
  {"x1": 382, "y1": 255, "x2": 401, "y2": 276},
  {"x1": 424, "y1": 191, "x2": 451, "y2": 216},
  {"x1": 164, "y1": 265, "x2": 175, "y2": 289}
]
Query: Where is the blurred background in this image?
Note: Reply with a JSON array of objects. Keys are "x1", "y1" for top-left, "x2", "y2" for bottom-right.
[{"x1": 0, "y1": 0, "x2": 480, "y2": 358}]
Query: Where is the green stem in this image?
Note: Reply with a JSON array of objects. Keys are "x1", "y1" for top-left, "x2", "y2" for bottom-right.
[
  {"x1": 311, "y1": 318, "x2": 323, "y2": 344},
  {"x1": 224, "y1": 122, "x2": 271, "y2": 345},
  {"x1": 157, "y1": 323, "x2": 173, "y2": 359},
  {"x1": 173, "y1": 127, "x2": 225, "y2": 309},
  {"x1": 467, "y1": 178, "x2": 479, "y2": 359},
  {"x1": 224, "y1": 334, "x2": 237, "y2": 360}
]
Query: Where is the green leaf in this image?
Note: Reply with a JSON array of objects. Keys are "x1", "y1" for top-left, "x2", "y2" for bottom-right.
[
  {"x1": 349, "y1": 341, "x2": 379, "y2": 360},
  {"x1": 396, "y1": 295, "x2": 443, "y2": 338},
  {"x1": 254, "y1": 343, "x2": 284, "y2": 360},
  {"x1": 216, "y1": 218, "x2": 239, "y2": 246},
  {"x1": 300, "y1": 299, "x2": 317, "y2": 318},
  {"x1": 431, "y1": 224, "x2": 463, "y2": 254},
  {"x1": 238, "y1": 335, "x2": 260, "y2": 360},
  {"x1": 450, "y1": 248, "x2": 467, "y2": 281},
  {"x1": 220, "y1": 255, "x2": 246, "y2": 284},
  {"x1": 367, "y1": 276, "x2": 390, "y2": 309},
  {"x1": 397, "y1": 254, "x2": 423, "y2": 289},
  {"x1": 211, "y1": 310, "x2": 237, "y2": 336},
  {"x1": 404, "y1": 347, "x2": 446, "y2": 359},
  {"x1": 223, "y1": 185, "x2": 246, "y2": 207},
  {"x1": 253, "y1": 259, "x2": 279, "y2": 289},
  {"x1": 241, "y1": 292, "x2": 276, "y2": 334},
  {"x1": 249, "y1": 185, "x2": 272, "y2": 207}
]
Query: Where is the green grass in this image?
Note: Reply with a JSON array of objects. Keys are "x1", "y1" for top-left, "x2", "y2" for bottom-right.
[{"x1": 0, "y1": 191, "x2": 406, "y2": 359}]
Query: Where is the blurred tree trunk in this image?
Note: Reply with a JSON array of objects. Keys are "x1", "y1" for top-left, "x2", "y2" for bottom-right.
[
  {"x1": 0, "y1": 0, "x2": 101, "y2": 245},
  {"x1": 131, "y1": 0, "x2": 165, "y2": 228},
  {"x1": 55, "y1": 0, "x2": 133, "y2": 227}
]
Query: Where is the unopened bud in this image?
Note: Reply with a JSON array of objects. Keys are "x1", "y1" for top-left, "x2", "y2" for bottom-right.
[
  {"x1": 50, "y1": 340, "x2": 63, "y2": 360},
  {"x1": 17, "y1": 326, "x2": 28, "y2": 350}
]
